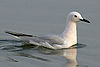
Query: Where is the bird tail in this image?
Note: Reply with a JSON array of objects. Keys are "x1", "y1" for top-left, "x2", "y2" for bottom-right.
[{"x1": 5, "y1": 31, "x2": 33, "y2": 38}]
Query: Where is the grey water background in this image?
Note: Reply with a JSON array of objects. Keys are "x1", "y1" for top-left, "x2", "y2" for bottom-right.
[{"x1": 0, "y1": 0, "x2": 100, "y2": 67}]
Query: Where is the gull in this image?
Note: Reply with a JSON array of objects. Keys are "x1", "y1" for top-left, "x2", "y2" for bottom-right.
[{"x1": 5, "y1": 11, "x2": 90, "y2": 49}]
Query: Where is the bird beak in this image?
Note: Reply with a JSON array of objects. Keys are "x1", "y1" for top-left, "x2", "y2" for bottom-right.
[{"x1": 80, "y1": 19, "x2": 90, "y2": 23}]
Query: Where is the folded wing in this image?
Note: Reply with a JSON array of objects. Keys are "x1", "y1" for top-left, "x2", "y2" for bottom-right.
[{"x1": 5, "y1": 31, "x2": 64, "y2": 49}]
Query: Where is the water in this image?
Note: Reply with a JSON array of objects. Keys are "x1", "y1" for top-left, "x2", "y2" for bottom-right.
[{"x1": 0, "y1": 0, "x2": 100, "y2": 67}]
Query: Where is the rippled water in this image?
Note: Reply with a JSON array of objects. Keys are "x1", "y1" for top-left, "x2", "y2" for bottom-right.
[
  {"x1": 0, "y1": 0, "x2": 100, "y2": 67},
  {"x1": 0, "y1": 39, "x2": 86, "y2": 67}
]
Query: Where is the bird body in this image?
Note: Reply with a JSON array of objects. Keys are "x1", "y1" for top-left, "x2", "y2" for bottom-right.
[{"x1": 5, "y1": 12, "x2": 90, "y2": 49}]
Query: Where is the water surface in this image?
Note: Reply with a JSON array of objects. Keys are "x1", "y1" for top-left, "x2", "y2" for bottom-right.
[{"x1": 0, "y1": 0, "x2": 100, "y2": 67}]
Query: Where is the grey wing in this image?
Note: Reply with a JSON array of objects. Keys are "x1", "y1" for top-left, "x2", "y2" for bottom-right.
[
  {"x1": 38, "y1": 35, "x2": 64, "y2": 45},
  {"x1": 20, "y1": 36, "x2": 43, "y2": 43},
  {"x1": 20, "y1": 35, "x2": 64, "y2": 45},
  {"x1": 5, "y1": 31, "x2": 64, "y2": 47}
]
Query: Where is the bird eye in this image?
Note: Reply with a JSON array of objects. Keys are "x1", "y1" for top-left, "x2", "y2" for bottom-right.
[{"x1": 74, "y1": 15, "x2": 77, "y2": 17}]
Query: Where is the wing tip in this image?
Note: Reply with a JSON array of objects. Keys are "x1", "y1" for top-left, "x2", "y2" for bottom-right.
[{"x1": 5, "y1": 30, "x2": 33, "y2": 37}]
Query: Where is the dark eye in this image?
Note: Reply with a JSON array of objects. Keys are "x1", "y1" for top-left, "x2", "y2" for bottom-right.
[{"x1": 74, "y1": 15, "x2": 77, "y2": 17}]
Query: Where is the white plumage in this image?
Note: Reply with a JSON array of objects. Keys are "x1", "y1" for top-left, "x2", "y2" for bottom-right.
[{"x1": 5, "y1": 12, "x2": 90, "y2": 49}]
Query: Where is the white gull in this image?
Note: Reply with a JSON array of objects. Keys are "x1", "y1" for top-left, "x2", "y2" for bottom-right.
[{"x1": 5, "y1": 11, "x2": 90, "y2": 49}]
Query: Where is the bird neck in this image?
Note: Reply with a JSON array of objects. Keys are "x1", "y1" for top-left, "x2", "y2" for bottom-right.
[{"x1": 61, "y1": 20, "x2": 77, "y2": 47}]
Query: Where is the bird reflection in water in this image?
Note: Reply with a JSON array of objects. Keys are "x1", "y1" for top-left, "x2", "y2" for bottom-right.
[
  {"x1": 38, "y1": 44, "x2": 86, "y2": 67},
  {"x1": 63, "y1": 48, "x2": 77, "y2": 67},
  {"x1": 38, "y1": 46, "x2": 78, "y2": 67}
]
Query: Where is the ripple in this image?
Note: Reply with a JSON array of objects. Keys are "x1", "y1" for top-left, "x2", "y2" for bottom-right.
[{"x1": 0, "y1": 39, "x2": 87, "y2": 52}]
